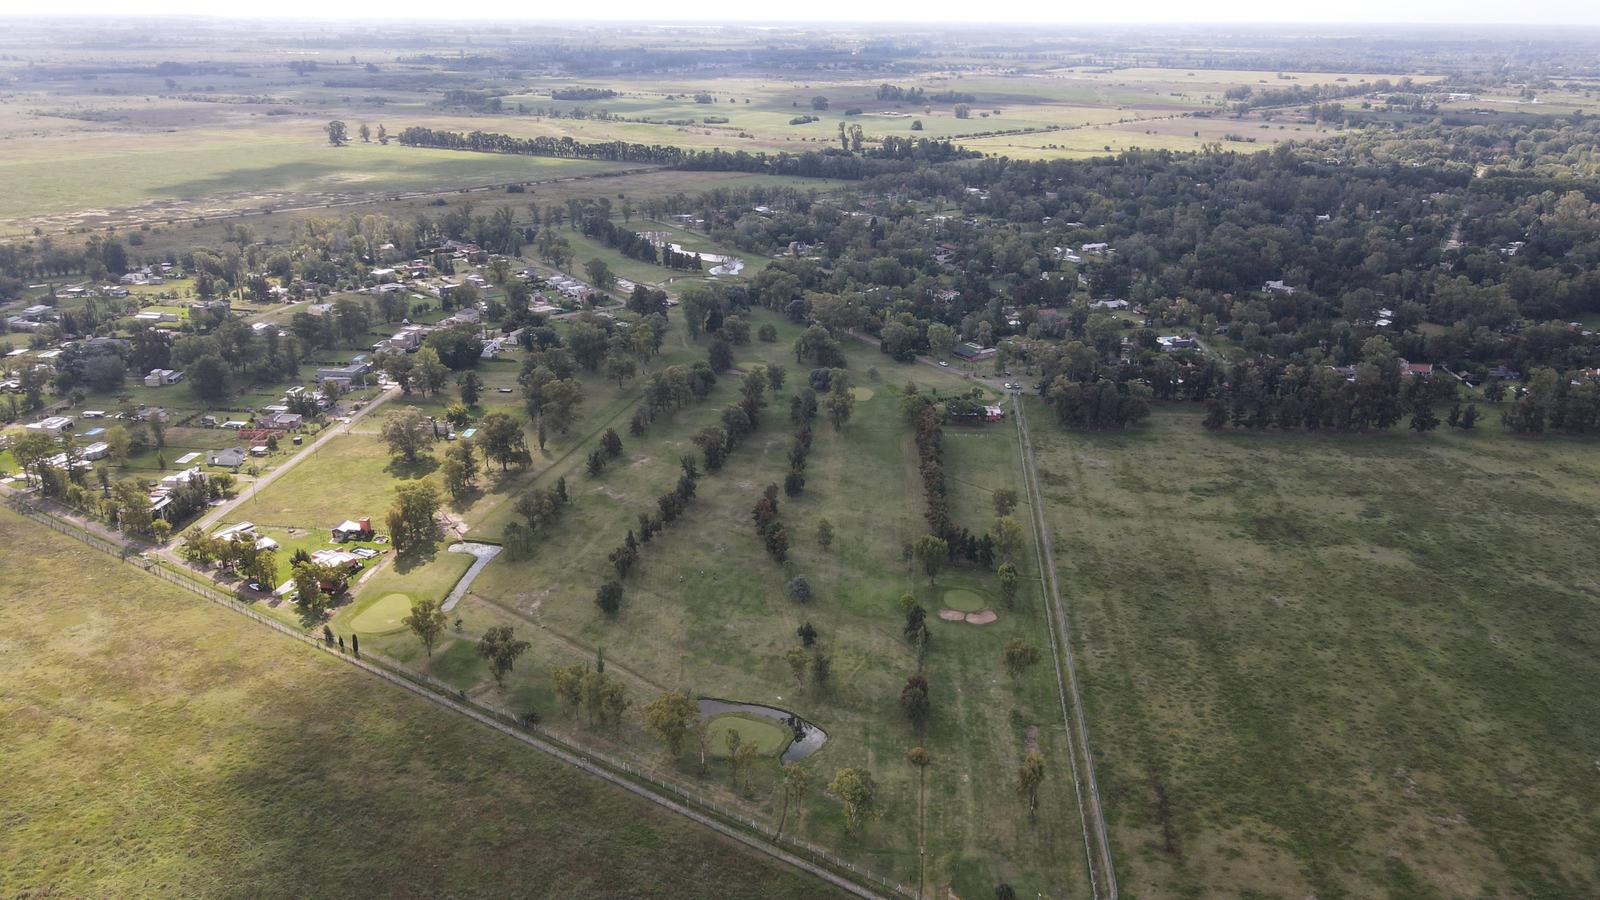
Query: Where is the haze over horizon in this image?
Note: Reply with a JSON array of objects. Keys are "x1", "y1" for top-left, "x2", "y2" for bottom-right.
[{"x1": 8, "y1": 1, "x2": 1600, "y2": 28}]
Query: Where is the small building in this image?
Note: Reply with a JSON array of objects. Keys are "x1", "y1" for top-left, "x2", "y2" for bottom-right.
[
  {"x1": 269, "y1": 413, "x2": 304, "y2": 430},
  {"x1": 1157, "y1": 335, "x2": 1199, "y2": 352},
  {"x1": 332, "y1": 518, "x2": 374, "y2": 542},
  {"x1": 79, "y1": 441, "x2": 110, "y2": 461},
  {"x1": 315, "y1": 361, "x2": 371, "y2": 387},
  {"x1": 144, "y1": 368, "x2": 184, "y2": 387},
  {"x1": 26, "y1": 415, "x2": 73, "y2": 436},
  {"x1": 953, "y1": 342, "x2": 997, "y2": 362},
  {"x1": 377, "y1": 328, "x2": 423, "y2": 354},
  {"x1": 208, "y1": 447, "x2": 248, "y2": 468},
  {"x1": 160, "y1": 466, "x2": 204, "y2": 487},
  {"x1": 1263, "y1": 280, "x2": 1298, "y2": 295},
  {"x1": 312, "y1": 548, "x2": 363, "y2": 570},
  {"x1": 1089, "y1": 298, "x2": 1129, "y2": 310}
]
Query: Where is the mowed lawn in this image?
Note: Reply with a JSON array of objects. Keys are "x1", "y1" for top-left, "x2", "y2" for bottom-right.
[
  {"x1": 241, "y1": 431, "x2": 410, "y2": 529},
  {"x1": 0, "y1": 508, "x2": 844, "y2": 899},
  {"x1": 1030, "y1": 404, "x2": 1600, "y2": 898}
]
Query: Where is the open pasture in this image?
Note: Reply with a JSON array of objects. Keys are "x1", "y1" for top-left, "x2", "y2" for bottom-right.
[
  {"x1": 1032, "y1": 404, "x2": 1600, "y2": 898},
  {"x1": 0, "y1": 507, "x2": 843, "y2": 899}
]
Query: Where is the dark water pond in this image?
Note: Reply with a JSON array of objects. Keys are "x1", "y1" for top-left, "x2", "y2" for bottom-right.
[{"x1": 698, "y1": 697, "x2": 828, "y2": 763}]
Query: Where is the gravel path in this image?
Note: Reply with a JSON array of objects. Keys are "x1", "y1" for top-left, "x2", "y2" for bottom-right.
[{"x1": 442, "y1": 541, "x2": 501, "y2": 612}]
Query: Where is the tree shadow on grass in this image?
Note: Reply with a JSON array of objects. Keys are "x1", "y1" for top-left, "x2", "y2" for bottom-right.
[
  {"x1": 384, "y1": 454, "x2": 440, "y2": 480},
  {"x1": 393, "y1": 542, "x2": 441, "y2": 575},
  {"x1": 447, "y1": 486, "x2": 484, "y2": 515}
]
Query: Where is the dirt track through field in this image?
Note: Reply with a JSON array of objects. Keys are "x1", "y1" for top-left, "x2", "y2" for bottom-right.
[{"x1": 1013, "y1": 395, "x2": 1118, "y2": 900}]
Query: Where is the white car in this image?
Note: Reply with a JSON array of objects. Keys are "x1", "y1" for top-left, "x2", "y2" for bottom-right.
[{"x1": 938, "y1": 361, "x2": 950, "y2": 367}]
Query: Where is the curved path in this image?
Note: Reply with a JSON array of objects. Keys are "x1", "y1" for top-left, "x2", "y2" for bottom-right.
[{"x1": 442, "y1": 541, "x2": 502, "y2": 612}]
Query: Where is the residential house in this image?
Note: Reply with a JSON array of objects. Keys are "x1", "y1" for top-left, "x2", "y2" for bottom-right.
[
  {"x1": 207, "y1": 447, "x2": 248, "y2": 468},
  {"x1": 953, "y1": 342, "x2": 997, "y2": 362},
  {"x1": 25, "y1": 416, "x2": 73, "y2": 436},
  {"x1": 332, "y1": 518, "x2": 374, "y2": 542},
  {"x1": 315, "y1": 361, "x2": 371, "y2": 387},
  {"x1": 144, "y1": 368, "x2": 184, "y2": 387}
]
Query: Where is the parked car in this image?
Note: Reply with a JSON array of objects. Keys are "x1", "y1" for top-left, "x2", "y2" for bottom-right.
[{"x1": 938, "y1": 360, "x2": 949, "y2": 367}]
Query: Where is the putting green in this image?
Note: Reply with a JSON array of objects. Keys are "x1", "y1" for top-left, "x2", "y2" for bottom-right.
[
  {"x1": 706, "y1": 713, "x2": 792, "y2": 757},
  {"x1": 941, "y1": 587, "x2": 989, "y2": 613},
  {"x1": 350, "y1": 592, "x2": 413, "y2": 634},
  {"x1": 849, "y1": 387, "x2": 875, "y2": 401}
]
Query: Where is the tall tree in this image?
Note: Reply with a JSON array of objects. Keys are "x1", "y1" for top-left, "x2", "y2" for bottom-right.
[
  {"x1": 478, "y1": 412, "x2": 531, "y2": 471},
  {"x1": 913, "y1": 534, "x2": 948, "y2": 586},
  {"x1": 1002, "y1": 638, "x2": 1040, "y2": 680},
  {"x1": 828, "y1": 767, "x2": 882, "y2": 832},
  {"x1": 381, "y1": 406, "x2": 433, "y2": 464},
  {"x1": 403, "y1": 597, "x2": 449, "y2": 656},
  {"x1": 901, "y1": 673, "x2": 931, "y2": 731},
  {"x1": 1016, "y1": 751, "x2": 1046, "y2": 817},
  {"x1": 458, "y1": 370, "x2": 483, "y2": 406},
  {"x1": 777, "y1": 762, "x2": 809, "y2": 836},
  {"x1": 642, "y1": 691, "x2": 700, "y2": 758},
  {"x1": 476, "y1": 625, "x2": 530, "y2": 686}
]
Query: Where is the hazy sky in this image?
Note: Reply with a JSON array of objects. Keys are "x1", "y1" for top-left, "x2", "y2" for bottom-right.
[{"x1": 9, "y1": 0, "x2": 1600, "y2": 26}]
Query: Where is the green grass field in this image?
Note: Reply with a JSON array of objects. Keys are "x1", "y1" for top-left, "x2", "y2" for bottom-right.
[
  {"x1": 940, "y1": 586, "x2": 989, "y2": 613},
  {"x1": 349, "y1": 591, "x2": 414, "y2": 633},
  {"x1": 707, "y1": 714, "x2": 794, "y2": 758},
  {"x1": 0, "y1": 126, "x2": 631, "y2": 231},
  {"x1": 341, "y1": 313, "x2": 1096, "y2": 898},
  {"x1": 1030, "y1": 403, "x2": 1600, "y2": 898},
  {"x1": 0, "y1": 507, "x2": 844, "y2": 899}
]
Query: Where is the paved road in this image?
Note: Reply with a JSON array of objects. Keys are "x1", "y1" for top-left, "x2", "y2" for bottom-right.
[{"x1": 1013, "y1": 395, "x2": 1118, "y2": 900}]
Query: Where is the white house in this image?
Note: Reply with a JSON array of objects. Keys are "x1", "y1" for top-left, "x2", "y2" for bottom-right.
[{"x1": 25, "y1": 416, "x2": 73, "y2": 436}]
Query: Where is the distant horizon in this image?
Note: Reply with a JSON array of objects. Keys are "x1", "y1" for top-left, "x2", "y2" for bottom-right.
[{"x1": 5, "y1": 2, "x2": 1600, "y2": 29}]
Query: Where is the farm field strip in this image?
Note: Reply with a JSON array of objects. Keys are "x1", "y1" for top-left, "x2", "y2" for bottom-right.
[{"x1": 1014, "y1": 395, "x2": 1117, "y2": 900}]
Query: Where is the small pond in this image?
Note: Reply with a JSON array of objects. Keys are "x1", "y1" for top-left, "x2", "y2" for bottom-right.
[{"x1": 698, "y1": 698, "x2": 828, "y2": 763}]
